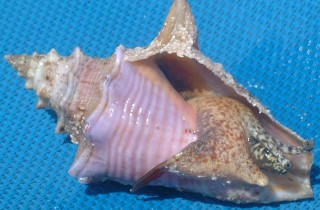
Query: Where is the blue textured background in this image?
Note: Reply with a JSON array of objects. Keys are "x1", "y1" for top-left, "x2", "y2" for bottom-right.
[{"x1": 0, "y1": 0, "x2": 319, "y2": 209}]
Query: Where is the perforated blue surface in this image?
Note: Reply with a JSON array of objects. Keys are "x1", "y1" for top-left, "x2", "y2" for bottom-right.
[{"x1": 0, "y1": 0, "x2": 319, "y2": 209}]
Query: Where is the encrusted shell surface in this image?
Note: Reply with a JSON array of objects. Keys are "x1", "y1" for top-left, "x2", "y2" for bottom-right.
[{"x1": 6, "y1": 0, "x2": 314, "y2": 204}]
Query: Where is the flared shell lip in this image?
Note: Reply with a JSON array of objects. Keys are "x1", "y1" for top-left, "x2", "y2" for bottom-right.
[{"x1": 124, "y1": 0, "x2": 313, "y2": 149}]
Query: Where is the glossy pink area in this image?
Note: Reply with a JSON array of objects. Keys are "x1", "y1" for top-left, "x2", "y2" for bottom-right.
[{"x1": 69, "y1": 47, "x2": 197, "y2": 181}]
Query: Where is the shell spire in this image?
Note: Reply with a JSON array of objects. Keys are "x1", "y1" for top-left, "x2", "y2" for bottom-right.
[
  {"x1": 6, "y1": 48, "x2": 86, "y2": 133},
  {"x1": 6, "y1": 49, "x2": 60, "y2": 101},
  {"x1": 6, "y1": 54, "x2": 38, "y2": 89},
  {"x1": 6, "y1": 53, "x2": 50, "y2": 110}
]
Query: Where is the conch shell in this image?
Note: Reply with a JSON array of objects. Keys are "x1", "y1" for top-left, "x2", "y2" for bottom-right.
[{"x1": 6, "y1": 0, "x2": 314, "y2": 204}]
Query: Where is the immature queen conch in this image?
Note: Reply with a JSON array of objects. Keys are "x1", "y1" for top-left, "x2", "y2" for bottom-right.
[{"x1": 6, "y1": 0, "x2": 314, "y2": 204}]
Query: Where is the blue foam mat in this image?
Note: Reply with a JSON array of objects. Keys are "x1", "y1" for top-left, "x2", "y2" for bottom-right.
[{"x1": 0, "y1": 0, "x2": 319, "y2": 209}]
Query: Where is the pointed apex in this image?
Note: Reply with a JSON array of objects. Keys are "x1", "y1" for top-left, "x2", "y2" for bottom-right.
[
  {"x1": 5, "y1": 54, "x2": 32, "y2": 77},
  {"x1": 153, "y1": 0, "x2": 198, "y2": 49}
]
